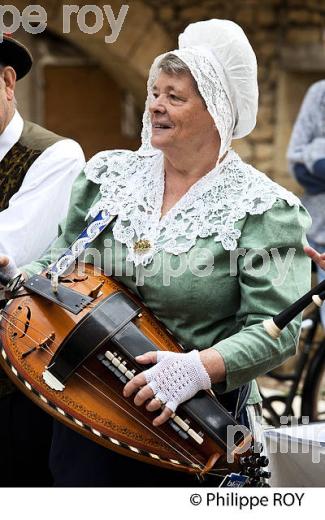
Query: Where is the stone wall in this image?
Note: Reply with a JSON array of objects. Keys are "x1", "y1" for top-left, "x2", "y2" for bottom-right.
[
  {"x1": 14, "y1": 0, "x2": 172, "y2": 108},
  {"x1": 12, "y1": 0, "x2": 325, "y2": 188}
]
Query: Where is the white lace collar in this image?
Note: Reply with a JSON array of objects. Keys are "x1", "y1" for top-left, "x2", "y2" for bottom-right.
[{"x1": 85, "y1": 149, "x2": 300, "y2": 266}]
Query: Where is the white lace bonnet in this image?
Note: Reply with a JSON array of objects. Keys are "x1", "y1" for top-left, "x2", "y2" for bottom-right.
[{"x1": 139, "y1": 19, "x2": 259, "y2": 159}]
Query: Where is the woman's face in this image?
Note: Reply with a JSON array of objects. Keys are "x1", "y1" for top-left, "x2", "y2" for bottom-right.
[{"x1": 149, "y1": 71, "x2": 219, "y2": 154}]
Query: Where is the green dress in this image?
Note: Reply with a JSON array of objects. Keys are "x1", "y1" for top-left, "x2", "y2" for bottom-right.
[{"x1": 23, "y1": 150, "x2": 312, "y2": 404}]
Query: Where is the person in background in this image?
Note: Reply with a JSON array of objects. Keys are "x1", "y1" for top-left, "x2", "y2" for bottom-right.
[
  {"x1": 0, "y1": 34, "x2": 85, "y2": 266},
  {"x1": 287, "y1": 80, "x2": 325, "y2": 327},
  {"x1": 0, "y1": 34, "x2": 85, "y2": 486}
]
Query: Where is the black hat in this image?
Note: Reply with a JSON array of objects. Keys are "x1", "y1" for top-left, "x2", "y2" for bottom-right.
[{"x1": 0, "y1": 34, "x2": 33, "y2": 80}]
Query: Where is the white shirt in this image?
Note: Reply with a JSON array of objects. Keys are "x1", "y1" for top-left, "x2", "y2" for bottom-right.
[{"x1": 0, "y1": 111, "x2": 85, "y2": 266}]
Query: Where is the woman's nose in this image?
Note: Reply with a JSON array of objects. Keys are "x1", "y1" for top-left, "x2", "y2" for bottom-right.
[{"x1": 149, "y1": 95, "x2": 166, "y2": 113}]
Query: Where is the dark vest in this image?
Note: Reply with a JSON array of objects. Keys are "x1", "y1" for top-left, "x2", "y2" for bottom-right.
[
  {"x1": 0, "y1": 120, "x2": 65, "y2": 398},
  {"x1": 0, "y1": 120, "x2": 65, "y2": 211}
]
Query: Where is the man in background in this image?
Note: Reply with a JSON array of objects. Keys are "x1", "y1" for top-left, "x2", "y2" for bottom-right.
[
  {"x1": 0, "y1": 34, "x2": 85, "y2": 486},
  {"x1": 0, "y1": 34, "x2": 85, "y2": 265}
]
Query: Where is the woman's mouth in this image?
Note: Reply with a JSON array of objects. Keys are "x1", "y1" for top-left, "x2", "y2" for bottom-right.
[
  {"x1": 152, "y1": 122, "x2": 173, "y2": 129},
  {"x1": 152, "y1": 123, "x2": 173, "y2": 135}
]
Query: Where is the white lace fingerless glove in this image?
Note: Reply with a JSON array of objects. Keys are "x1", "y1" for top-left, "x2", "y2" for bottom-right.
[{"x1": 143, "y1": 350, "x2": 211, "y2": 412}]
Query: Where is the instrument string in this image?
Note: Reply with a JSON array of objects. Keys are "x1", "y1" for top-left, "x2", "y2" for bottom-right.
[
  {"x1": 0, "y1": 311, "x2": 207, "y2": 472},
  {"x1": 77, "y1": 367, "x2": 204, "y2": 470},
  {"x1": 2, "y1": 304, "x2": 248, "y2": 478},
  {"x1": 0, "y1": 312, "x2": 242, "y2": 476},
  {"x1": 0, "y1": 312, "x2": 56, "y2": 357},
  {"x1": 0, "y1": 310, "x2": 184, "y2": 442},
  {"x1": 2, "y1": 292, "x2": 119, "y2": 356},
  {"x1": 1, "y1": 296, "x2": 183, "y2": 363},
  {"x1": 1, "y1": 269, "x2": 252, "y2": 481},
  {"x1": 0, "y1": 311, "x2": 246, "y2": 476}
]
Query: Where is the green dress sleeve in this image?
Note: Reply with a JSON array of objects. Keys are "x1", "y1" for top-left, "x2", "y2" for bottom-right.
[
  {"x1": 23, "y1": 170, "x2": 100, "y2": 277},
  {"x1": 212, "y1": 199, "x2": 311, "y2": 394}
]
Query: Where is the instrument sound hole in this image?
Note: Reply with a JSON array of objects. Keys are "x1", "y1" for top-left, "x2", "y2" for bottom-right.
[{"x1": 17, "y1": 306, "x2": 32, "y2": 339}]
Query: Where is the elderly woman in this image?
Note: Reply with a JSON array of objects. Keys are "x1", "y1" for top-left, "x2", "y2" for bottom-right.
[{"x1": 0, "y1": 20, "x2": 311, "y2": 486}]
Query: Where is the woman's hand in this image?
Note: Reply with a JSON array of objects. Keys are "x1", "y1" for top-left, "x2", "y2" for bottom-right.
[
  {"x1": 304, "y1": 245, "x2": 325, "y2": 271},
  {"x1": 123, "y1": 348, "x2": 225, "y2": 426}
]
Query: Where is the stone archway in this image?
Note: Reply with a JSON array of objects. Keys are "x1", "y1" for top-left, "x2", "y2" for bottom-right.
[{"x1": 13, "y1": 0, "x2": 174, "y2": 108}]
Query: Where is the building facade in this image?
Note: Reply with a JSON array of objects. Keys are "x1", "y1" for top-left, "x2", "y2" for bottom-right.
[{"x1": 12, "y1": 0, "x2": 325, "y2": 188}]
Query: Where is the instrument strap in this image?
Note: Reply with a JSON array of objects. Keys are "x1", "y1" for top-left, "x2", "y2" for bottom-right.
[
  {"x1": 234, "y1": 382, "x2": 252, "y2": 419},
  {"x1": 48, "y1": 210, "x2": 117, "y2": 281},
  {"x1": 217, "y1": 383, "x2": 251, "y2": 420}
]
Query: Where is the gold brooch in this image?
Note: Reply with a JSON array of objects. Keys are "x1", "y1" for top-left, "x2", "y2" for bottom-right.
[{"x1": 133, "y1": 239, "x2": 151, "y2": 253}]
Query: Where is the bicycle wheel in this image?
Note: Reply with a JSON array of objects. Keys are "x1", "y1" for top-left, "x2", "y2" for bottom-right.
[
  {"x1": 301, "y1": 338, "x2": 325, "y2": 422},
  {"x1": 262, "y1": 395, "x2": 295, "y2": 427}
]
